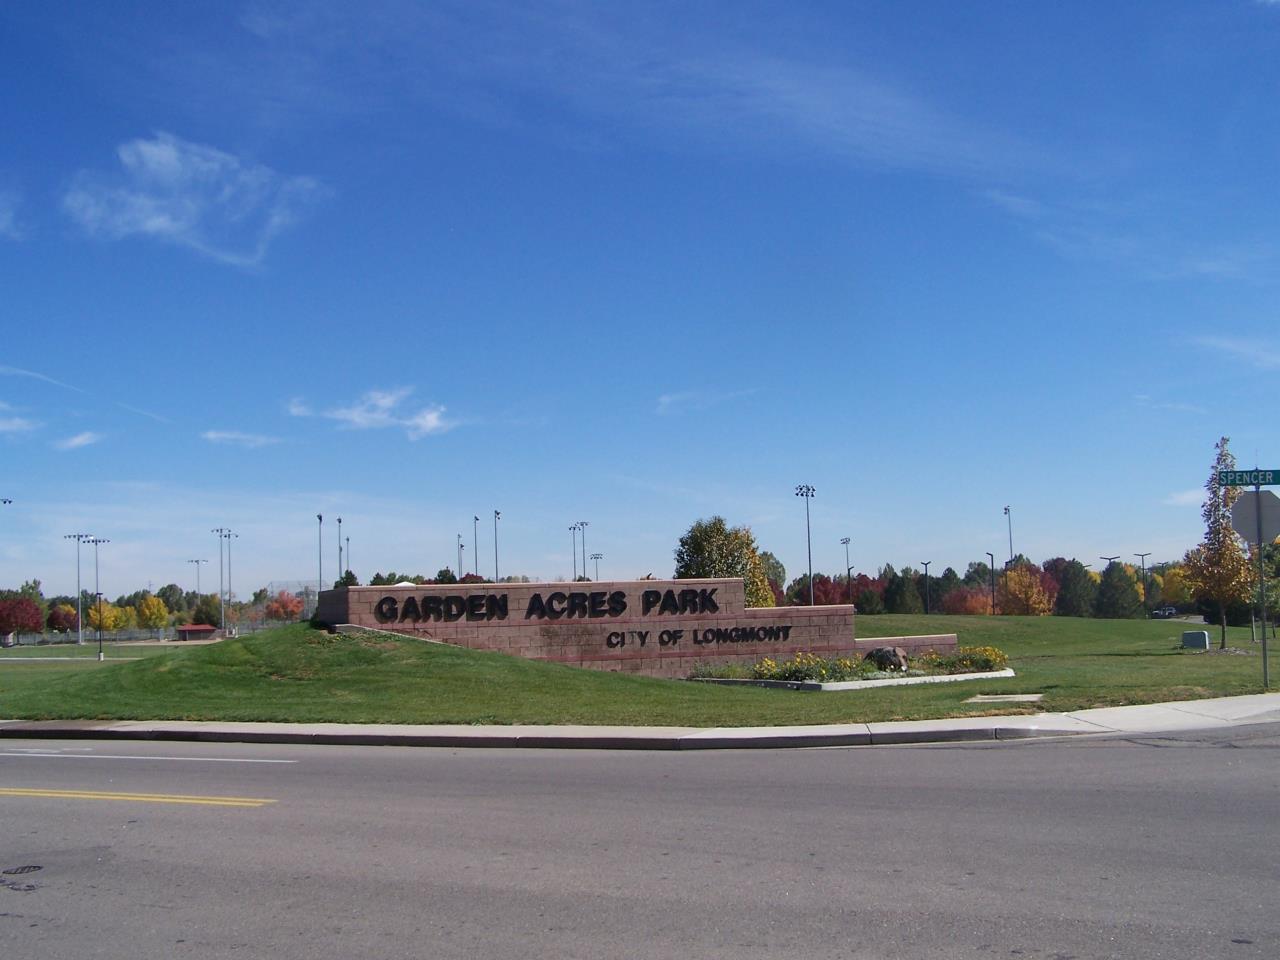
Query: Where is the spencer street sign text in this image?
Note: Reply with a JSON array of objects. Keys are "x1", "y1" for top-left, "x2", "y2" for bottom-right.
[{"x1": 1218, "y1": 469, "x2": 1279, "y2": 487}]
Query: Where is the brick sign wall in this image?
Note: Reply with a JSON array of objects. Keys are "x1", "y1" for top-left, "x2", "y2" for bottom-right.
[{"x1": 315, "y1": 578, "x2": 956, "y2": 678}]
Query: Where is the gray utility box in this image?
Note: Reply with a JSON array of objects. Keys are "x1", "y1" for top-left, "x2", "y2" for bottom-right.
[{"x1": 1181, "y1": 630, "x2": 1210, "y2": 650}]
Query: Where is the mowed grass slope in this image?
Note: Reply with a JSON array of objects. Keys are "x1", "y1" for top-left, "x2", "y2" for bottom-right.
[{"x1": 0, "y1": 617, "x2": 1270, "y2": 727}]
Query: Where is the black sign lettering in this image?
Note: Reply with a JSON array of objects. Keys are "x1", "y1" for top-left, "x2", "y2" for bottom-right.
[
  {"x1": 545, "y1": 592, "x2": 568, "y2": 620},
  {"x1": 607, "y1": 591, "x2": 627, "y2": 616},
  {"x1": 466, "y1": 595, "x2": 487, "y2": 621},
  {"x1": 398, "y1": 596, "x2": 422, "y2": 624},
  {"x1": 699, "y1": 588, "x2": 719, "y2": 613},
  {"x1": 567, "y1": 592, "x2": 589, "y2": 619},
  {"x1": 443, "y1": 596, "x2": 466, "y2": 622},
  {"x1": 374, "y1": 596, "x2": 398, "y2": 623},
  {"x1": 525, "y1": 593, "x2": 547, "y2": 619},
  {"x1": 641, "y1": 589, "x2": 661, "y2": 615},
  {"x1": 588, "y1": 591, "x2": 608, "y2": 618},
  {"x1": 487, "y1": 594, "x2": 508, "y2": 621},
  {"x1": 658, "y1": 590, "x2": 680, "y2": 615}
]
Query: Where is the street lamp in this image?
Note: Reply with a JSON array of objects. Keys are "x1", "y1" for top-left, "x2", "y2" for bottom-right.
[
  {"x1": 493, "y1": 510, "x2": 501, "y2": 582},
  {"x1": 795, "y1": 485, "x2": 815, "y2": 605},
  {"x1": 212, "y1": 527, "x2": 229, "y2": 630},
  {"x1": 986, "y1": 551, "x2": 996, "y2": 615},
  {"x1": 921, "y1": 560, "x2": 932, "y2": 615},
  {"x1": 346, "y1": 536, "x2": 351, "y2": 581},
  {"x1": 590, "y1": 553, "x2": 603, "y2": 580},
  {"x1": 1135, "y1": 552, "x2": 1151, "y2": 611},
  {"x1": 64, "y1": 533, "x2": 93, "y2": 645},
  {"x1": 577, "y1": 521, "x2": 589, "y2": 580},
  {"x1": 1100, "y1": 555, "x2": 1121, "y2": 569},
  {"x1": 187, "y1": 558, "x2": 207, "y2": 595},
  {"x1": 841, "y1": 537, "x2": 852, "y2": 605},
  {"x1": 337, "y1": 517, "x2": 343, "y2": 582},
  {"x1": 473, "y1": 515, "x2": 480, "y2": 577},
  {"x1": 456, "y1": 534, "x2": 464, "y2": 579},
  {"x1": 87, "y1": 537, "x2": 109, "y2": 661},
  {"x1": 569, "y1": 524, "x2": 579, "y2": 580},
  {"x1": 1004, "y1": 506, "x2": 1014, "y2": 565}
]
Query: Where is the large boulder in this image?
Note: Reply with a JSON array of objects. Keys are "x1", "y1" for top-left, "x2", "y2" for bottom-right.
[{"x1": 863, "y1": 646, "x2": 910, "y2": 671}]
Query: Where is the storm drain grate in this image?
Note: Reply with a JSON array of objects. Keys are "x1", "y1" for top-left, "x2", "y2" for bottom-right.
[{"x1": 2, "y1": 866, "x2": 42, "y2": 875}]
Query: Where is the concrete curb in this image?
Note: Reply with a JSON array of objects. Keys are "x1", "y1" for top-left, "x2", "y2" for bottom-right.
[{"x1": 1, "y1": 694, "x2": 1276, "y2": 751}]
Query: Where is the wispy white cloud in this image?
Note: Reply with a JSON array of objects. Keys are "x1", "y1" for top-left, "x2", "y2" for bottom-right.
[
  {"x1": 1133, "y1": 393, "x2": 1205, "y2": 415},
  {"x1": 0, "y1": 365, "x2": 86, "y2": 393},
  {"x1": 201, "y1": 430, "x2": 281, "y2": 448},
  {"x1": 0, "y1": 415, "x2": 40, "y2": 434},
  {"x1": 1163, "y1": 489, "x2": 1203, "y2": 507},
  {"x1": 656, "y1": 388, "x2": 757, "y2": 416},
  {"x1": 0, "y1": 190, "x2": 20, "y2": 240},
  {"x1": 62, "y1": 132, "x2": 326, "y2": 267},
  {"x1": 324, "y1": 388, "x2": 453, "y2": 439},
  {"x1": 54, "y1": 431, "x2": 103, "y2": 451},
  {"x1": 116, "y1": 401, "x2": 172, "y2": 424},
  {"x1": 1194, "y1": 336, "x2": 1280, "y2": 370},
  {"x1": 287, "y1": 397, "x2": 313, "y2": 417}
]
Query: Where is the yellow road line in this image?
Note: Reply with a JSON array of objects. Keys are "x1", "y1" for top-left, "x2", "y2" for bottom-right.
[{"x1": 0, "y1": 787, "x2": 276, "y2": 808}]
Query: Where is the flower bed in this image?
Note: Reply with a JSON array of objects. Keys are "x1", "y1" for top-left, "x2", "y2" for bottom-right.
[{"x1": 688, "y1": 646, "x2": 1009, "y2": 684}]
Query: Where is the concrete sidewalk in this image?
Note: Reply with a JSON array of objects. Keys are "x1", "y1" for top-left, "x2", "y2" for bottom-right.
[{"x1": 2, "y1": 693, "x2": 1278, "y2": 750}]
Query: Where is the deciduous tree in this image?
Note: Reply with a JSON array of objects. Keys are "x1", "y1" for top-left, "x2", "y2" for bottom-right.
[
  {"x1": 674, "y1": 516, "x2": 773, "y2": 607},
  {"x1": 265, "y1": 590, "x2": 304, "y2": 622},
  {"x1": 46, "y1": 602, "x2": 78, "y2": 633},
  {"x1": 0, "y1": 597, "x2": 44, "y2": 636},
  {"x1": 1183, "y1": 437, "x2": 1254, "y2": 647},
  {"x1": 998, "y1": 564, "x2": 1051, "y2": 616},
  {"x1": 137, "y1": 595, "x2": 169, "y2": 634}
]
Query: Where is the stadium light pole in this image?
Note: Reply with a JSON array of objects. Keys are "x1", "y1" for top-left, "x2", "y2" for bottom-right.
[
  {"x1": 346, "y1": 536, "x2": 351, "y2": 582},
  {"x1": 590, "y1": 553, "x2": 603, "y2": 580},
  {"x1": 64, "y1": 533, "x2": 92, "y2": 645},
  {"x1": 986, "y1": 551, "x2": 996, "y2": 615},
  {"x1": 187, "y1": 558, "x2": 207, "y2": 595},
  {"x1": 841, "y1": 537, "x2": 852, "y2": 605},
  {"x1": 88, "y1": 537, "x2": 109, "y2": 661},
  {"x1": 336, "y1": 517, "x2": 343, "y2": 583},
  {"x1": 1135, "y1": 552, "x2": 1151, "y2": 611},
  {"x1": 315, "y1": 514, "x2": 323, "y2": 613},
  {"x1": 795, "y1": 485, "x2": 816, "y2": 605},
  {"x1": 1004, "y1": 506, "x2": 1014, "y2": 565},
  {"x1": 493, "y1": 510, "x2": 501, "y2": 582},
  {"x1": 456, "y1": 534, "x2": 464, "y2": 579},
  {"x1": 577, "y1": 521, "x2": 589, "y2": 580},
  {"x1": 224, "y1": 531, "x2": 238, "y2": 628},
  {"x1": 921, "y1": 560, "x2": 932, "y2": 614},
  {"x1": 211, "y1": 527, "x2": 229, "y2": 630},
  {"x1": 472, "y1": 516, "x2": 480, "y2": 577},
  {"x1": 569, "y1": 524, "x2": 579, "y2": 580}
]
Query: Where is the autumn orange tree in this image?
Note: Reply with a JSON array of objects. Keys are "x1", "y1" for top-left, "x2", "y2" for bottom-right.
[
  {"x1": 1184, "y1": 437, "x2": 1253, "y2": 648},
  {"x1": 997, "y1": 563, "x2": 1052, "y2": 616}
]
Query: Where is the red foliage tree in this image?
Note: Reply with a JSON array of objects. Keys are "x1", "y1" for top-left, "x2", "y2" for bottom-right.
[
  {"x1": 46, "y1": 604, "x2": 78, "y2": 633},
  {"x1": 0, "y1": 597, "x2": 45, "y2": 635},
  {"x1": 264, "y1": 590, "x2": 304, "y2": 622},
  {"x1": 941, "y1": 586, "x2": 992, "y2": 615}
]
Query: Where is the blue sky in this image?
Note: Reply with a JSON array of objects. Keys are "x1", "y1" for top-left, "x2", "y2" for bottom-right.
[{"x1": 2, "y1": 1, "x2": 1278, "y2": 600}]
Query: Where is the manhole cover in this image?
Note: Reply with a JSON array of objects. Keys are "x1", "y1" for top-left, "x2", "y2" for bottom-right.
[{"x1": 2, "y1": 866, "x2": 42, "y2": 875}]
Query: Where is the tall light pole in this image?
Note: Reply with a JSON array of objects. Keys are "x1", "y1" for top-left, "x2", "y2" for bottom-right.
[
  {"x1": 493, "y1": 510, "x2": 501, "y2": 582},
  {"x1": 921, "y1": 560, "x2": 932, "y2": 614},
  {"x1": 315, "y1": 515, "x2": 323, "y2": 607},
  {"x1": 577, "y1": 521, "x2": 589, "y2": 580},
  {"x1": 472, "y1": 516, "x2": 480, "y2": 577},
  {"x1": 1135, "y1": 552, "x2": 1151, "y2": 611},
  {"x1": 88, "y1": 537, "x2": 109, "y2": 661},
  {"x1": 456, "y1": 534, "x2": 464, "y2": 579},
  {"x1": 64, "y1": 535, "x2": 92, "y2": 647},
  {"x1": 841, "y1": 537, "x2": 852, "y2": 605},
  {"x1": 795, "y1": 485, "x2": 816, "y2": 605},
  {"x1": 1004, "y1": 506, "x2": 1014, "y2": 565},
  {"x1": 187, "y1": 558, "x2": 207, "y2": 595},
  {"x1": 211, "y1": 527, "x2": 228, "y2": 630},
  {"x1": 569, "y1": 524, "x2": 579, "y2": 580},
  {"x1": 224, "y1": 531, "x2": 238, "y2": 628},
  {"x1": 345, "y1": 536, "x2": 351, "y2": 582},
  {"x1": 64, "y1": 533, "x2": 92, "y2": 645},
  {"x1": 986, "y1": 551, "x2": 996, "y2": 615},
  {"x1": 336, "y1": 517, "x2": 343, "y2": 582},
  {"x1": 590, "y1": 553, "x2": 603, "y2": 580}
]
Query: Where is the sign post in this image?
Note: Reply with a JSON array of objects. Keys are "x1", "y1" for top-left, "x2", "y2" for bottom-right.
[{"x1": 1222, "y1": 470, "x2": 1280, "y2": 689}]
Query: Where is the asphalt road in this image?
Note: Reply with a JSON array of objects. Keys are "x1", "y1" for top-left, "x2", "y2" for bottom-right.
[{"x1": 1, "y1": 726, "x2": 1277, "y2": 960}]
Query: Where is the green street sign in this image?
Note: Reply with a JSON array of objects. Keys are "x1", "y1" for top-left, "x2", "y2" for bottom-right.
[{"x1": 1218, "y1": 469, "x2": 1279, "y2": 487}]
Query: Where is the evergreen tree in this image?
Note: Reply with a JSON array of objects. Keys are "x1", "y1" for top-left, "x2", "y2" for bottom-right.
[
  {"x1": 884, "y1": 567, "x2": 924, "y2": 614},
  {"x1": 1094, "y1": 562, "x2": 1142, "y2": 619},
  {"x1": 1053, "y1": 560, "x2": 1097, "y2": 617}
]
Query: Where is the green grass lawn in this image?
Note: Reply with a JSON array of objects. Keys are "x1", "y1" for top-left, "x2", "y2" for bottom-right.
[
  {"x1": 0, "y1": 617, "x2": 1271, "y2": 727},
  {"x1": 0, "y1": 641, "x2": 175, "y2": 659}
]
